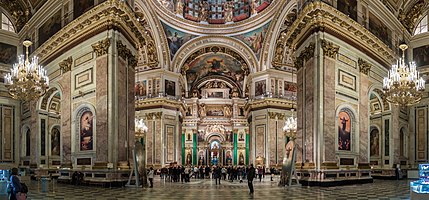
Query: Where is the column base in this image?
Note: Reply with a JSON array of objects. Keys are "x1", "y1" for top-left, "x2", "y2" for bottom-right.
[{"x1": 297, "y1": 169, "x2": 373, "y2": 187}]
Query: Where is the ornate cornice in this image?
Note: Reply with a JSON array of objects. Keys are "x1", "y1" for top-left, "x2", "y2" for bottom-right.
[
  {"x1": 245, "y1": 98, "x2": 296, "y2": 112},
  {"x1": 135, "y1": 97, "x2": 186, "y2": 113},
  {"x1": 92, "y1": 38, "x2": 111, "y2": 57},
  {"x1": 147, "y1": 0, "x2": 280, "y2": 35},
  {"x1": 293, "y1": 42, "x2": 315, "y2": 69},
  {"x1": 31, "y1": 0, "x2": 158, "y2": 68},
  {"x1": 273, "y1": 1, "x2": 396, "y2": 69},
  {"x1": 117, "y1": 40, "x2": 137, "y2": 68},
  {"x1": 321, "y1": 39, "x2": 340, "y2": 59},
  {"x1": 59, "y1": 57, "x2": 73, "y2": 73},
  {"x1": 358, "y1": 58, "x2": 372, "y2": 75}
]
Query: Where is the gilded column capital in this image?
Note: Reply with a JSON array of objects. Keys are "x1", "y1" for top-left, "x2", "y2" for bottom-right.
[
  {"x1": 294, "y1": 42, "x2": 315, "y2": 69},
  {"x1": 59, "y1": 56, "x2": 73, "y2": 73},
  {"x1": 321, "y1": 40, "x2": 339, "y2": 59},
  {"x1": 92, "y1": 38, "x2": 111, "y2": 57},
  {"x1": 358, "y1": 58, "x2": 372, "y2": 75},
  {"x1": 117, "y1": 40, "x2": 131, "y2": 60}
]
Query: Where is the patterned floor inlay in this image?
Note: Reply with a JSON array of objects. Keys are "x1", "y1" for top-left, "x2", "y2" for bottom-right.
[{"x1": 2, "y1": 177, "x2": 412, "y2": 200}]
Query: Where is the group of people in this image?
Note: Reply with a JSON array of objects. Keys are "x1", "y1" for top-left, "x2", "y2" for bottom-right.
[{"x1": 155, "y1": 164, "x2": 278, "y2": 195}]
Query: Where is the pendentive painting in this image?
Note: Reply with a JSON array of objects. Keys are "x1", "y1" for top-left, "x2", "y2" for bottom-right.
[
  {"x1": 255, "y1": 80, "x2": 266, "y2": 96},
  {"x1": 165, "y1": 79, "x2": 176, "y2": 96},
  {"x1": 162, "y1": 22, "x2": 196, "y2": 59},
  {"x1": 338, "y1": 111, "x2": 351, "y2": 151},
  {"x1": 368, "y1": 12, "x2": 392, "y2": 48},
  {"x1": 234, "y1": 22, "x2": 270, "y2": 58},
  {"x1": 370, "y1": 128, "x2": 379, "y2": 156},
  {"x1": 284, "y1": 81, "x2": 297, "y2": 97},
  {"x1": 38, "y1": 9, "x2": 62, "y2": 46},
  {"x1": 0, "y1": 42, "x2": 17, "y2": 65},
  {"x1": 80, "y1": 111, "x2": 94, "y2": 151},
  {"x1": 73, "y1": 0, "x2": 95, "y2": 20},
  {"x1": 135, "y1": 80, "x2": 147, "y2": 97},
  {"x1": 337, "y1": 0, "x2": 357, "y2": 21},
  {"x1": 51, "y1": 127, "x2": 61, "y2": 156},
  {"x1": 413, "y1": 45, "x2": 429, "y2": 67}
]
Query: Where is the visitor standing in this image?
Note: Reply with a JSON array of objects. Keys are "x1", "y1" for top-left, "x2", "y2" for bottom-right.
[
  {"x1": 9, "y1": 168, "x2": 24, "y2": 200},
  {"x1": 148, "y1": 167, "x2": 154, "y2": 188},
  {"x1": 247, "y1": 164, "x2": 255, "y2": 195}
]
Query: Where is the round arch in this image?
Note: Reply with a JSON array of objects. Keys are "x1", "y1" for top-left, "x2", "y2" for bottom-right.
[{"x1": 171, "y1": 36, "x2": 258, "y2": 74}]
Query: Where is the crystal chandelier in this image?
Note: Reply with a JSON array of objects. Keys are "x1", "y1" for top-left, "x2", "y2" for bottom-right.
[
  {"x1": 4, "y1": 40, "x2": 49, "y2": 101},
  {"x1": 383, "y1": 43, "x2": 425, "y2": 106},
  {"x1": 283, "y1": 109, "x2": 297, "y2": 139},
  {"x1": 135, "y1": 118, "x2": 148, "y2": 138}
]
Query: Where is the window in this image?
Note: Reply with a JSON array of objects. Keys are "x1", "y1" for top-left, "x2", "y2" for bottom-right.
[
  {"x1": 1, "y1": 13, "x2": 15, "y2": 32},
  {"x1": 414, "y1": 15, "x2": 428, "y2": 35}
]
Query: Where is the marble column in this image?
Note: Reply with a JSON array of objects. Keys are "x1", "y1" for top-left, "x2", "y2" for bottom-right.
[
  {"x1": 391, "y1": 106, "x2": 400, "y2": 166},
  {"x1": 359, "y1": 71, "x2": 369, "y2": 163},
  {"x1": 58, "y1": 70, "x2": 72, "y2": 164},
  {"x1": 323, "y1": 56, "x2": 336, "y2": 162}
]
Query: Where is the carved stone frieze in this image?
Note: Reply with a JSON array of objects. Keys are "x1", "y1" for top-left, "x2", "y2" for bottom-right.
[
  {"x1": 358, "y1": 58, "x2": 372, "y2": 75},
  {"x1": 59, "y1": 57, "x2": 73, "y2": 73},
  {"x1": 92, "y1": 38, "x2": 111, "y2": 57},
  {"x1": 321, "y1": 40, "x2": 339, "y2": 59},
  {"x1": 145, "y1": 112, "x2": 163, "y2": 120}
]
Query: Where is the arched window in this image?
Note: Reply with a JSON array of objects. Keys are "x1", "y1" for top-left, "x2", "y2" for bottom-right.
[
  {"x1": 1, "y1": 13, "x2": 15, "y2": 32},
  {"x1": 414, "y1": 15, "x2": 428, "y2": 35}
]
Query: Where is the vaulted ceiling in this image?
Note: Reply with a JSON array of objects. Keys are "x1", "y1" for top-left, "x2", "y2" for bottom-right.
[{"x1": 0, "y1": 0, "x2": 47, "y2": 32}]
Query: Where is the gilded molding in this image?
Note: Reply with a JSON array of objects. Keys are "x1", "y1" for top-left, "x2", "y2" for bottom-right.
[
  {"x1": 398, "y1": 1, "x2": 427, "y2": 33},
  {"x1": 117, "y1": 40, "x2": 131, "y2": 60},
  {"x1": 59, "y1": 57, "x2": 73, "y2": 73},
  {"x1": 321, "y1": 40, "x2": 339, "y2": 59},
  {"x1": 0, "y1": 0, "x2": 30, "y2": 32},
  {"x1": 92, "y1": 38, "x2": 111, "y2": 57},
  {"x1": 273, "y1": 1, "x2": 395, "y2": 68},
  {"x1": 358, "y1": 58, "x2": 372, "y2": 75}
]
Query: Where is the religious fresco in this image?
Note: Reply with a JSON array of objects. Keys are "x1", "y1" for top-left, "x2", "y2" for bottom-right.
[
  {"x1": 51, "y1": 127, "x2": 61, "y2": 156},
  {"x1": 284, "y1": 81, "x2": 297, "y2": 97},
  {"x1": 338, "y1": 111, "x2": 351, "y2": 151},
  {"x1": 368, "y1": 12, "x2": 392, "y2": 48},
  {"x1": 135, "y1": 80, "x2": 147, "y2": 97},
  {"x1": 233, "y1": 22, "x2": 270, "y2": 58},
  {"x1": 73, "y1": 0, "x2": 95, "y2": 20},
  {"x1": 413, "y1": 45, "x2": 429, "y2": 67},
  {"x1": 255, "y1": 80, "x2": 266, "y2": 96},
  {"x1": 370, "y1": 128, "x2": 379, "y2": 156},
  {"x1": 206, "y1": 105, "x2": 224, "y2": 116},
  {"x1": 165, "y1": 79, "x2": 176, "y2": 96},
  {"x1": 80, "y1": 111, "x2": 94, "y2": 151},
  {"x1": 162, "y1": 22, "x2": 197, "y2": 59},
  {"x1": 38, "y1": 9, "x2": 62, "y2": 47},
  {"x1": 0, "y1": 42, "x2": 17, "y2": 65},
  {"x1": 337, "y1": 0, "x2": 357, "y2": 21},
  {"x1": 186, "y1": 53, "x2": 246, "y2": 88}
]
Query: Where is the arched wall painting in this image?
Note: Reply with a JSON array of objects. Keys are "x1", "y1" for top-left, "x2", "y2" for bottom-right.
[
  {"x1": 370, "y1": 128, "x2": 379, "y2": 156},
  {"x1": 338, "y1": 111, "x2": 351, "y2": 151},
  {"x1": 80, "y1": 111, "x2": 94, "y2": 151},
  {"x1": 51, "y1": 127, "x2": 61, "y2": 156}
]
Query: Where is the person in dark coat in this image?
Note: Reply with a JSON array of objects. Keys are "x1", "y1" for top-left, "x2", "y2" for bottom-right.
[
  {"x1": 247, "y1": 164, "x2": 255, "y2": 195},
  {"x1": 10, "y1": 168, "x2": 22, "y2": 200}
]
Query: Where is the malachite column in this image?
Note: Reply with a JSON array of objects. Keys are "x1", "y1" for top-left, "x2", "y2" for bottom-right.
[
  {"x1": 246, "y1": 134, "x2": 250, "y2": 165},
  {"x1": 193, "y1": 133, "x2": 197, "y2": 165},
  {"x1": 182, "y1": 133, "x2": 185, "y2": 165},
  {"x1": 233, "y1": 133, "x2": 238, "y2": 165}
]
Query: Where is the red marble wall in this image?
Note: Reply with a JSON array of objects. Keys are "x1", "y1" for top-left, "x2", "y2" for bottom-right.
[
  {"x1": 323, "y1": 57, "x2": 336, "y2": 162},
  {"x1": 58, "y1": 72, "x2": 72, "y2": 164},
  {"x1": 95, "y1": 56, "x2": 108, "y2": 162},
  {"x1": 359, "y1": 74, "x2": 369, "y2": 163},
  {"x1": 117, "y1": 58, "x2": 127, "y2": 161}
]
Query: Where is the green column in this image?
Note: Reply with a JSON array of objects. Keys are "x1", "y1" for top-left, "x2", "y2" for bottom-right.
[
  {"x1": 182, "y1": 133, "x2": 185, "y2": 165},
  {"x1": 193, "y1": 133, "x2": 197, "y2": 165},
  {"x1": 246, "y1": 134, "x2": 250, "y2": 165},
  {"x1": 233, "y1": 133, "x2": 238, "y2": 165}
]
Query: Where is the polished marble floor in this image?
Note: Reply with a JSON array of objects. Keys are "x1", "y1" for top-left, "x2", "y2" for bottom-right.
[{"x1": 1, "y1": 177, "x2": 411, "y2": 200}]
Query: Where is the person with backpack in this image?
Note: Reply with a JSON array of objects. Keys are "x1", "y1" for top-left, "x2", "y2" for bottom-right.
[{"x1": 9, "y1": 168, "x2": 26, "y2": 200}]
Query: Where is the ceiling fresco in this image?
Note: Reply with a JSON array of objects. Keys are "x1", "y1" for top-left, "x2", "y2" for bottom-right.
[
  {"x1": 233, "y1": 22, "x2": 270, "y2": 59},
  {"x1": 161, "y1": 22, "x2": 197, "y2": 60},
  {"x1": 185, "y1": 53, "x2": 246, "y2": 90}
]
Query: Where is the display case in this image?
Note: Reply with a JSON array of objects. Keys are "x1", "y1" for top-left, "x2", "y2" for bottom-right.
[{"x1": 410, "y1": 164, "x2": 429, "y2": 199}]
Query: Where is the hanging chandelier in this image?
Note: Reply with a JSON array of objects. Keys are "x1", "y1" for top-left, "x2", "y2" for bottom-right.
[
  {"x1": 4, "y1": 40, "x2": 49, "y2": 101},
  {"x1": 383, "y1": 43, "x2": 425, "y2": 106},
  {"x1": 283, "y1": 109, "x2": 297, "y2": 139}
]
